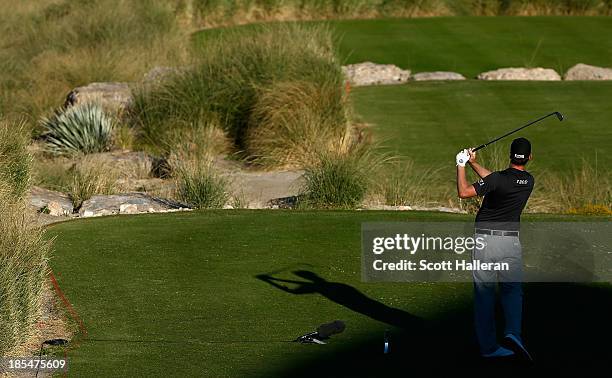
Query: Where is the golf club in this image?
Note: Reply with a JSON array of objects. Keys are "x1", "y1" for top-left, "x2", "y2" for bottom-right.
[{"x1": 472, "y1": 112, "x2": 564, "y2": 152}]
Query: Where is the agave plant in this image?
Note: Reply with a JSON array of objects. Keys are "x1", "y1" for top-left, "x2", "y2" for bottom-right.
[{"x1": 41, "y1": 103, "x2": 114, "y2": 155}]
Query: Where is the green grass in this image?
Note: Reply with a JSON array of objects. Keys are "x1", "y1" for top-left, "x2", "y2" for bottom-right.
[
  {"x1": 48, "y1": 211, "x2": 610, "y2": 376},
  {"x1": 351, "y1": 81, "x2": 612, "y2": 174},
  {"x1": 333, "y1": 17, "x2": 612, "y2": 77}
]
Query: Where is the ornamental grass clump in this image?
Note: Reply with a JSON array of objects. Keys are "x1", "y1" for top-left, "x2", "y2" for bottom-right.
[
  {"x1": 299, "y1": 145, "x2": 385, "y2": 209},
  {"x1": 132, "y1": 22, "x2": 348, "y2": 167},
  {"x1": 0, "y1": 121, "x2": 50, "y2": 356}
]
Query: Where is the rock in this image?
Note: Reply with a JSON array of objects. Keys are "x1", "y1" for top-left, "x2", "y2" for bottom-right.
[
  {"x1": 223, "y1": 168, "x2": 304, "y2": 209},
  {"x1": 46, "y1": 201, "x2": 66, "y2": 216},
  {"x1": 79, "y1": 193, "x2": 189, "y2": 217},
  {"x1": 564, "y1": 63, "x2": 612, "y2": 80},
  {"x1": 119, "y1": 203, "x2": 138, "y2": 214},
  {"x1": 64, "y1": 82, "x2": 132, "y2": 113},
  {"x1": 477, "y1": 67, "x2": 561, "y2": 81},
  {"x1": 342, "y1": 62, "x2": 410, "y2": 86},
  {"x1": 411, "y1": 71, "x2": 466, "y2": 81},
  {"x1": 29, "y1": 187, "x2": 73, "y2": 216}
]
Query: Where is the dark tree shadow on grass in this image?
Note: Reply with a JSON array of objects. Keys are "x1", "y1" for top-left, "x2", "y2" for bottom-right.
[{"x1": 257, "y1": 271, "x2": 612, "y2": 377}]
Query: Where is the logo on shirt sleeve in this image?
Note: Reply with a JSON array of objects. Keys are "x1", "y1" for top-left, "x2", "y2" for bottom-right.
[
  {"x1": 516, "y1": 179, "x2": 528, "y2": 185},
  {"x1": 478, "y1": 179, "x2": 484, "y2": 186}
]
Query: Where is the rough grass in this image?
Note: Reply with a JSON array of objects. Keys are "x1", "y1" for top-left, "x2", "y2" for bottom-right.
[
  {"x1": 132, "y1": 22, "x2": 349, "y2": 167},
  {"x1": 187, "y1": 0, "x2": 612, "y2": 28},
  {"x1": 0, "y1": 0, "x2": 187, "y2": 130}
]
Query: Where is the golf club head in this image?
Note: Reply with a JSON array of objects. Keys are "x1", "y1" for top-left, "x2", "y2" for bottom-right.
[{"x1": 555, "y1": 112, "x2": 564, "y2": 121}]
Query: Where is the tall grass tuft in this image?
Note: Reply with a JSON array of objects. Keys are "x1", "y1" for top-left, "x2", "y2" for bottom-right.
[
  {"x1": 0, "y1": 120, "x2": 32, "y2": 201},
  {"x1": 529, "y1": 160, "x2": 612, "y2": 214},
  {"x1": 377, "y1": 160, "x2": 440, "y2": 207},
  {"x1": 246, "y1": 80, "x2": 350, "y2": 167},
  {"x1": 299, "y1": 145, "x2": 384, "y2": 209},
  {"x1": 132, "y1": 22, "x2": 348, "y2": 167},
  {"x1": 175, "y1": 160, "x2": 229, "y2": 209},
  {"x1": 68, "y1": 157, "x2": 118, "y2": 209},
  {"x1": 0, "y1": 121, "x2": 50, "y2": 357},
  {"x1": 41, "y1": 103, "x2": 115, "y2": 155}
]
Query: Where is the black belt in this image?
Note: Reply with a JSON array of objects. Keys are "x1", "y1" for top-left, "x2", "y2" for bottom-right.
[{"x1": 475, "y1": 228, "x2": 519, "y2": 237}]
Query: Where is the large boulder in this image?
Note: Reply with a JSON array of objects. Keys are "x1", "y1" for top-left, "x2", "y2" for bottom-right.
[
  {"x1": 342, "y1": 62, "x2": 410, "y2": 86},
  {"x1": 412, "y1": 71, "x2": 466, "y2": 81},
  {"x1": 564, "y1": 63, "x2": 612, "y2": 80},
  {"x1": 477, "y1": 68, "x2": 561, "y2": 81},
  {"x1": 29, "y1": 187, "x2": 73, "y2": 216},
  {"x1": 64, "y1": 82, "x2": 132, "y2": 113},
  {"x1": 79, "y1": 193, "x2": 189, "y2": 217}
]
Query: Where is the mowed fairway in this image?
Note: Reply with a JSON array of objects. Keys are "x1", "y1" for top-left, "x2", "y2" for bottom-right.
[
  {"x1": 351, "y1": 81, "x2": 612, "y2": 173},
  {"x1": 48, "y1": 211, "x2": 611, "y2": 377},
  {"x1": 334, "y1": 17, "x2": 612, "y2": 77}
]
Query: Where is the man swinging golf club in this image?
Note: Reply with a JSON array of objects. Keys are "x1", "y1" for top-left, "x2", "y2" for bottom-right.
[{"x1": 455, "y1": 137, "x2": 534, "y2": 360}]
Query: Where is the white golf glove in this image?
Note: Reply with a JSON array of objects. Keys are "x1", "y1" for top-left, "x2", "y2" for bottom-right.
[{"x1": 456, "y1": 149, "x2": 470, "y2": 167}]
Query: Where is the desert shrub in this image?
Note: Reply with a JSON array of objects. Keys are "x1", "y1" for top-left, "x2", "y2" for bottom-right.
[
  {"x1": 175, "y1": 160, "x2": 229, "y2": 209},
  {"x1": 299, "y1": 146, "x2": 384, "y2": 209},
  {"x1": 68, "y1": 158, "x2": 118, "y2": 209},
  {"x1": 529, "y1": 160, "x2": 612, "y2": 214},
  {"x1": 132, "y1": 22, "x2": 347, "y2": 166},
  {"x1": 164, "y1": 120, "x2": 232, "y2": 168},
  {"x1": 0, "y1": 120, "x2": 32, "y2": 201},
  {"x1": 41, "y1": 103, "x2": 115, "y2": 155},
  {"x1": 0, "y1": 122, "x2": 50, "y2": 356},
  {"x1": 246, "y1": 80, "x2": 350, "y2": 167},
  {"x1": 377, "y1": 160, "x2": 439, "y2": 207}
]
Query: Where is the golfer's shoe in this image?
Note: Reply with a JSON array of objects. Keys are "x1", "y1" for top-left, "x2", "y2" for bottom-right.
[
  {"x1": 482, "y1": 346, "x2": 515, "y2": 358},
  {"x1": 503, "y1": 334, "x2": 533, "y2": 361},
  {"x1": 294, "y1": 332, "x2": 327, "y2": 345}
]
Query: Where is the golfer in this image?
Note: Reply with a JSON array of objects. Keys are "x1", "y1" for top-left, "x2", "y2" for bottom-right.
[{"x1": 455, "y1": 137, "x2": 534, "y2": 360}]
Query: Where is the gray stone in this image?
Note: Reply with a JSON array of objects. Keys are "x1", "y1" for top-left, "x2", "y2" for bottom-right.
[
  {"x1": 564, "y1": 63, "x2": 612, "y2": 80},
  {"x1": 29, "y1": 187, "x2": 73, "y2": 216},
  {"x1": 477, "y1": 67, "x2": 561, "y2": 81},
  {"x1": 342, "y1": 62, "x2": 410, "y2": 86},
  {"x1": 411, "y1": 71, "x2": 466, "y2": 81},
  {"x1": 79, "y1": 193, "x2": 189, "y2": 217},
  {"x1": 64, "y1": 82, "x2": 132, "y2": 113}
]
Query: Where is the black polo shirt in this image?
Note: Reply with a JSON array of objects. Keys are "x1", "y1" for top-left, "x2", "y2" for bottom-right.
[{"x1": 472, "y1": 167, "x2": 534, "y2": 231}]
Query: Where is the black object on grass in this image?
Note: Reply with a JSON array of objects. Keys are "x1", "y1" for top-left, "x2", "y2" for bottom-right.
[
  {"x1": 473, "y1": 112, "x2": 564, "y2": 152},
  {"x1": 295, "y1": 320, "x2": 346, "y2": 345}
]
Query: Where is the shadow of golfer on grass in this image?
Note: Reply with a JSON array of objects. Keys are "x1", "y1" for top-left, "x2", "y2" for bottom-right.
[{"x1": 256, "y1": 270, "x2": 422, "y2": 329}]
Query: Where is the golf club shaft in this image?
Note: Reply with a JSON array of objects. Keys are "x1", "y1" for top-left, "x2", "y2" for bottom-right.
[{"x1": 472, "y1": 112, "x2": 562, "y2": 152}]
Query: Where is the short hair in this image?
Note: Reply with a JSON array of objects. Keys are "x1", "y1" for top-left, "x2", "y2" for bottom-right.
[{"x1": 510, "y1": 156, "x2": 529, "y2": 165}]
